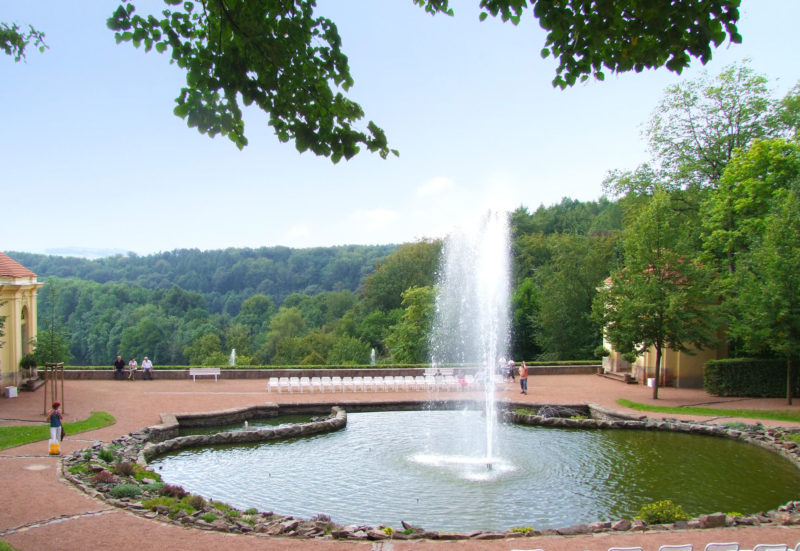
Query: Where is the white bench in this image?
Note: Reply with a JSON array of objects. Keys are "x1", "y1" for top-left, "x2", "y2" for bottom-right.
[{"x1": 189, "y1": 367, "x2": 221, "y2": 381}]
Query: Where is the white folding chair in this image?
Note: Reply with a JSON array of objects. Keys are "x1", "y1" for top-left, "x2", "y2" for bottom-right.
[
  {"x1": 279, "y1": 377, "x2": 290, "y2": 393},
  {"x1": 320, "y1": 376, "x2": 332, "y2": 392},
  {"x1": 267, "y1": 378, "x2": 280, "y2": 393},
  {"x1": 704, "y1": 545, "x2": 739, "y2": 551},
  {"x1": 289, "y1": 377, "x2": 301, "y2": 393},
  {"x1": 425, "y1": 375, "x2": 437, "y2": 392},
  {"x1": 443, "y1": 374, "x2": 458, "y2": 391},
  {"x1": 659, "y1": 545, "x2": 693, "y2": 551},
  {"x1": 353, "y1": 376, "x2": 365, "y2": 391},
  {"x1": 362, "y1": 376, "x2": 374, "y2": 391},
  {"x1": 299, "y1": 376, "x2": 311, "y2": 393},
  {"x1": 403, "y1": 375, "x2": 415, "y2": 391},
  {"x1": 373, "y1": 376, "x2": 386, "y2": 391},
  {"x1": 310, "y1": 376, "x2": 322, "y2": 393},
  {"x1": 752, "y1": 545, "x2": 787, "y2": 551},
  {"x1": 342, "y1": 376, "x2": 355, "y2": 392},
  {"x1": 414, "y1": 375, "x2": 426, "y2": 391},
  {"x1": 331, "y1": 376, "x2": 343, "y2": 392}
]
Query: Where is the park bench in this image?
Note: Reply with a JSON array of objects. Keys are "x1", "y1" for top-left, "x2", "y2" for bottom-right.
[{"x1": 189, "y1": 367, "x2": 221, "y2": 381}]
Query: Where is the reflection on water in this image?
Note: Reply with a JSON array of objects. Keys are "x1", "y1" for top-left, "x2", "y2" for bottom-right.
[{"x1": 149, "y1": 410, "x2": 800, "y2": 532}]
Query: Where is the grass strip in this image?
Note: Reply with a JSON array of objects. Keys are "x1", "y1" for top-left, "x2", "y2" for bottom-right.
[
  {"x1": 617, "y1": 399, "x2": 800, "y2": 423},
  {"x1": 0, "y1": 411, "x2": 115, "y2": 450}
]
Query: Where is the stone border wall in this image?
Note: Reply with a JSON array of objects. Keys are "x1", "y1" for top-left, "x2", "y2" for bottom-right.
[
  {"x1": 61, "y1": 401, "x2": 800, "y2": 541},
  {"x1": 43, "y1": 365, "x2": 599, "y2": 380}
]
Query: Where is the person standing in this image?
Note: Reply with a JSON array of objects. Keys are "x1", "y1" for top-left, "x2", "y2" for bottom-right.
[
  {"x1": 141, "y1": 356, "x2": 153, "y2": 380},
  {"x1": 113, "y1": 355, "x2": 125, "y2": 380},
  {"x1": 507, "y1": 359, "x2": 516, "y2": 382},
  {"x1": 48, "y1": 401, "x2": 63, "y2": 453},
  {"x1": 127, "y1": 357, "x2": 138, "y2": 381},
  {"x1": 519, "y1": 361, "x2": 529, "y2": 395}
]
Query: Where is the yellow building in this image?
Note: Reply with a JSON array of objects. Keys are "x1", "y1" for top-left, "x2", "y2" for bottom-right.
[
  {"x1": 602, "y1": 334, "x2": 726, "y2": 389},
  {"x1": 0, "y1": 253, "x2": 43, "y2": 389}
]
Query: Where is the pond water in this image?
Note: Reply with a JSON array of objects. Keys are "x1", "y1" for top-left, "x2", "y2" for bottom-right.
[{"x1": 149, "y1": 410, "x2": 800, "y2": 532}]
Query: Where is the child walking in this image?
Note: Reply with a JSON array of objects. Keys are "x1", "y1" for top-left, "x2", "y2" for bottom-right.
[{"x1": 48, "y1": 401, "x2": 63, "y2": 454}]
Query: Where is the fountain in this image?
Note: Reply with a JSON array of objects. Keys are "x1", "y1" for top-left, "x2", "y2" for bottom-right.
[
  {"x1": 144, "y1": 209, "x2": 800, "y2": 532},
  {"x1": 425, "y1": 210, "x2": 511, "y2": 474},
  {"x1": 370, "y1": 347, "x2": 376, "y2": 366},
  {"x1": 229, "y1": 348, "x2": 236, "y2": 367}
]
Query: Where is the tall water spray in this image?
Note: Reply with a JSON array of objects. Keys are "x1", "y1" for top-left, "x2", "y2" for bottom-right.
[{"x1": 428, "y1": 211, "x2": 511, "y2": 465}]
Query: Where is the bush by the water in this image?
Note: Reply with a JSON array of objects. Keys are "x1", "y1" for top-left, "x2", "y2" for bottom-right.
[
  {"x1": 636, "y1": 500, "x2": 690, "y2": 524},
  {"x1": 704, "y1": 358, "x2": 795, "y2": 397}
]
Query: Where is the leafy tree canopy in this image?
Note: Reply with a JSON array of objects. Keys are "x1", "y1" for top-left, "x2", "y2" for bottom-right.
[
  {"x1": 103, "y1": 0, "x2": 741, "y2": 159},
  {"x1": 0, "y1": 21, "x2": 47, "y2": 61},
  {"x1": 419, "y1": 0, "x2": 741, "y2": 88}
]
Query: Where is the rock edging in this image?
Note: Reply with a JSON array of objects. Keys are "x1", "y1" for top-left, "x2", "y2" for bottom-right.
[{"x1": 61, "y1": 403, "x2": 800, "y2": 541}]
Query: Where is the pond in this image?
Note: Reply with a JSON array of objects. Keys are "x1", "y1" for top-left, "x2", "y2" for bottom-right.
[{"x1": 149, "y1": 409, "x2": 800, "y2": 533}]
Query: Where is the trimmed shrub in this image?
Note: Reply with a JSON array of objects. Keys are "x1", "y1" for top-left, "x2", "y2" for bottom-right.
[
  {"x1": 185, "y1": 494, "x2": 205, "y2": 510},
  {"x1": 109, "y1": 483, "x2": 142, "y2": 499},
  {"x1": 158, "y1": 484, "x2": 188, "y2": 498},
  {"x1": 636, "y1": 500, "x2": 690, "y2": 524},
  {"x1": 114, "y1": 461, "x2": 135, "y2": 477},
  {"x1": 91, "y1": 470, "x2": 118, "y2": 485},
  {"x1": 704, "y1": 358, "x2": 794, "y2": 397},
  {"x1": 98, "y1": 448, "x2": 115, "y2": 463}
]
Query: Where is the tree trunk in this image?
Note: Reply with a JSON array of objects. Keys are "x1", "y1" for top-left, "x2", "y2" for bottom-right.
[
  {"x1": 787, "y1": 355, "x2": 794, "y2": 406},
  {"x1": 653, "y1": 345, "x2": 662, "y2": 400}
]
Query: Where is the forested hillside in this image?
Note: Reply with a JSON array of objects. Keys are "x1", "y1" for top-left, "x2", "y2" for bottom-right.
[
  {"x1": 9, "y1": 245, "x2": 396, "y2": 314},
  {"x1": 5, "y1": 199, "x2": 622, "y2": 367}
]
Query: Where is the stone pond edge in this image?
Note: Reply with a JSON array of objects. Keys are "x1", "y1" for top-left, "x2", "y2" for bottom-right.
[{"x1": 59, "y1": 400, "x2": 800, "y2": 541}]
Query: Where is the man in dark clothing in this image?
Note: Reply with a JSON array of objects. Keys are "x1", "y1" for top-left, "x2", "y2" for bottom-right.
[{"x1": 113, "y1": 355, "x2": 125, "y2": 380}]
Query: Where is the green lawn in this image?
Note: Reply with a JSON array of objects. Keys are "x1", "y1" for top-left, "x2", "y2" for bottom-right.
[
  {"x1": 617, "y1": 399, "x2": 800, "y2": 423},
  {"x1": 0, "y1": 411, "x2": 115, "y2": 450}
]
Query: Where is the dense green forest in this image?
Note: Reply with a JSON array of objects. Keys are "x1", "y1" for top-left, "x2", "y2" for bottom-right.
[{"x1": 6, "y1": 62, "x2": 799, "y2": 376}]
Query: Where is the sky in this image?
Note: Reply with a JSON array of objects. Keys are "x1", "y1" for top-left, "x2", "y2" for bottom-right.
[{"x1": 2, "y1": 1, "x2": 800, "y2": 257}]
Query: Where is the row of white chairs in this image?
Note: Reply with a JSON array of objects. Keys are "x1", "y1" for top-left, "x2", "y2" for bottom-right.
[
  {"x1": 603, "y1": 543, "x2": 796, "y2": 551},
  {"x1": 266, "y1": 374, "x2": 483, "y2": 393}
]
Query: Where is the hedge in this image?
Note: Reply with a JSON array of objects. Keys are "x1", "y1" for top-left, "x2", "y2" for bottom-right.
[{"x1": 704, "y1": 358, "x2": 795, "y2": 397}]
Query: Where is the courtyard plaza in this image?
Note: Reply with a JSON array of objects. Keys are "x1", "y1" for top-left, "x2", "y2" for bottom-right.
[{"x1": 2, "y1": 373, "x2": 800, "y2": 551}]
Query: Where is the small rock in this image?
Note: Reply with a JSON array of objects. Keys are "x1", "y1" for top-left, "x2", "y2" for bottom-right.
[
  {"x1": 611, "y1": 519, "x2": 632, "y2": 531},
  {"x1": 698, "y1": 513, "x2": 727, "y2": 528}
]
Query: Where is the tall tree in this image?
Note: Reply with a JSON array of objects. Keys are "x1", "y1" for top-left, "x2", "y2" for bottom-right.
[
  {"x1": 593, "y1": 191, "x2": 719, "y2": 398},
  {"x1": 360, "y1": 240, "x2": 441, "y2": 312},
  {"x1": 536, "y1": 234, "x2": 617, "y2": 360},
  {"x1": 701, "y1": 139, "x2": 800, "y2": 276},
  {"x1": 734, "y1": 189, "x2": 800, "y2": 404},
  {"x1": 645, "y1": 62, "x2": 779, "y2": 189},
  {"x1": 385, "y1": 286, "x2": 435, "y2": 363}
]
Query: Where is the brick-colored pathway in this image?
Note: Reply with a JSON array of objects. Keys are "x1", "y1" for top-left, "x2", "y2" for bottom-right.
[{"x1": 2, "y1": 374, "x2": 800, "y2": 551}]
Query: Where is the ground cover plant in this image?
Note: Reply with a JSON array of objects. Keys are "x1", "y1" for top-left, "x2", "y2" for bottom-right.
[
  {"x1": 0, "y1": 411, "x2": 115, "y2": 450},
  {"x1": 617, "y1": 399, "x2": 800, "y2": 423}
]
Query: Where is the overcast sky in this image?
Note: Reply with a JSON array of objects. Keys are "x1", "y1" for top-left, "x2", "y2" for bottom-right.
[{"x1": 2, "y1": 1, "x2": 799, "y2": 257}]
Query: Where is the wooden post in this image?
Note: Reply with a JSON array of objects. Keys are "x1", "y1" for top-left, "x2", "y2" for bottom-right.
[{"x1": 43, "y1": 363, "x2": 65, "y2": 415}]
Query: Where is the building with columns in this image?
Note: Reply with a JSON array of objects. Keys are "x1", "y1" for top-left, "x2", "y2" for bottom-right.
[{"x1": 0, "y1": 253, "x2": 43, "y2": 389}]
